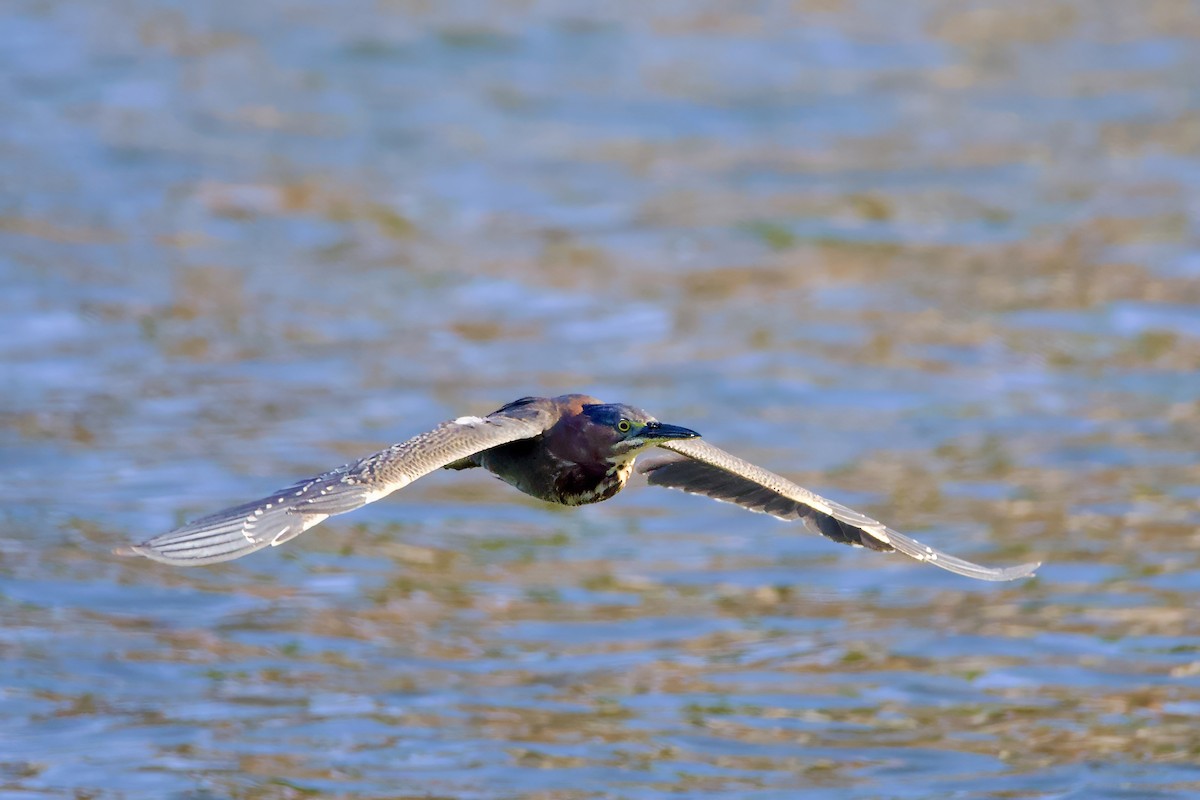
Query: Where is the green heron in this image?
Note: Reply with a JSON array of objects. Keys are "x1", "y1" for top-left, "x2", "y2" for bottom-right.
[{"x1": 119, "y1": 394, "x2": 1039, "y2": 581}]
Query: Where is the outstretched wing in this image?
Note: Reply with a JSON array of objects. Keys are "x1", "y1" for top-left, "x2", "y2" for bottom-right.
[
  {"x1": 639, "y1": 438, "x2": 1038, "y2": 582},
  {"x1": 119, "y1": 404, "x2": 556, "y2": 566}
]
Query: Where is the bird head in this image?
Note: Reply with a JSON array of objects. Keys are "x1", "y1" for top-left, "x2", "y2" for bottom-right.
[{"x1": 579, "y1": 403, "x2": 700, "y2": 462}]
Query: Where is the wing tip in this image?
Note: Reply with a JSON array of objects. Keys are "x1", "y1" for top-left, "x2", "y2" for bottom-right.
[
  {"x1": 113, "y1": 540, "x2": 188, "y2": 565},
  {"x1": 113, "y1": 530, "x2": 260, "y2": 567},
  {"x1": 113, "y1": 541, "x2": 189, "y2": 566},
  {"x1": 998, "y1": 560, "x2": 1041, "y2": 581},
  {"x1": 951, "y1": 558, "x2": 1041, "y2": 582}
]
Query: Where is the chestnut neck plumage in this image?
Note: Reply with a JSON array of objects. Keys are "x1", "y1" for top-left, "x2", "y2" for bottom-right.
[{"x1": 475, "y1": 394, "x2": 642, "y2": 506}]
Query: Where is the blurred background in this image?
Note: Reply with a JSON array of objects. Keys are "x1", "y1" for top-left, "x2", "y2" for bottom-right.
[{"x1": 4, "y1": 0, "x2": 1200, "y2": 797}]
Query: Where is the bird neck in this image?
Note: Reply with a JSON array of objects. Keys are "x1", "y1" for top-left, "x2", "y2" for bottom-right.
[
  {"x1": 550, "y1": 454, "x2": 635, "y2": 506},
  {"x1": 604, "y1": 455, "x2": 636, "y2": 484}
]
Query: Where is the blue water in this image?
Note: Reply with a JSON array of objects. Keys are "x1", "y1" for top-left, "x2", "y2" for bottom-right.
[{"x1": 3, "y1": 1, "x2": 1200, "y2": 797}]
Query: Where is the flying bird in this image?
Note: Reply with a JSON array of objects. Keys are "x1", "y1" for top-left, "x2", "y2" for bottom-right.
[{"x1": 118, "y1": 394, "x2": 1038, "y2": 581}]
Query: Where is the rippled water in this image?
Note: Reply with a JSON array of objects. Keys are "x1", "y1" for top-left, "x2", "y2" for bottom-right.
[{"x1": 4, "y1": 1, "x2": 1200, "y2": 797}]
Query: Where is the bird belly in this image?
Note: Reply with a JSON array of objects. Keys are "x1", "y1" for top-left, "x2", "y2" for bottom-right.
[{"x1": 479, "y1": 446, "x2": 632, "y2": 506}]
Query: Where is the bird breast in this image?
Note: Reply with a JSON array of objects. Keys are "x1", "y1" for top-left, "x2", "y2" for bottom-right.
[{"x1": 551, "y1": 458, "x2": 635, "y2": 506}]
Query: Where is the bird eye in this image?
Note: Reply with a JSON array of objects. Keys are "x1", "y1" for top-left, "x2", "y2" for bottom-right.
[{"x1": 617, "y1": 419, "x2": 631, "y2": 433}]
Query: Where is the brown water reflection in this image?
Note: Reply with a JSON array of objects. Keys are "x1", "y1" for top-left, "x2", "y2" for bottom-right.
[{"x1": 3, "y1": 0, "x2": 1200, "y2": 798}]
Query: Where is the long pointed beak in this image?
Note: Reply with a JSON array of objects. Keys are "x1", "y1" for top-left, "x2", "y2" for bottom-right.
[{"x1": 641, "y1": 421, "x2": 700, "y2": 441}]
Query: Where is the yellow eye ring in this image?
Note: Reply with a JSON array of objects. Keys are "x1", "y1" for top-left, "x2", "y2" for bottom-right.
[{"x1": 617, "y1": 419, "x2": 631, "y2": 433}]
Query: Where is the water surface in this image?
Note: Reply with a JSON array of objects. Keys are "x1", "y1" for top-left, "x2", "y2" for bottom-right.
[{"x1": 3, "y1": 1, "x2": 1200, "y2": 797}]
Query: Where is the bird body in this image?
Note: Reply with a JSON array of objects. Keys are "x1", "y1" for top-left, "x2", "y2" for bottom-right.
[
  {"x1": 119, "y1": 394, "x2": 1039, "y2": 581},
  {"x1": 463, "y1": 394, "x2": 663, "y2": 505}
]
